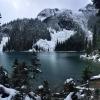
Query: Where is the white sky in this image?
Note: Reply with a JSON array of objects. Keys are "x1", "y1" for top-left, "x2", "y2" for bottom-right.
[{"x1": 0, "y1": 0, "x2": 92, "y2": 24}]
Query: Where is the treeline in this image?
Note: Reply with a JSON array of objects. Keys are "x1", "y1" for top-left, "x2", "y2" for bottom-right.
[
  {"x1": 86, "y1": 0, "x2": 100, "y2": 53},
  {"x1": 2, "y1": 18, "x2": 51, "y2": 51},
  {"x1": 55, "y1": 32, "x2": 85, "y2": 51}
]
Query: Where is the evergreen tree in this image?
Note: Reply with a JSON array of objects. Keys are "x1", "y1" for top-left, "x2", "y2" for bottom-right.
[
  {"x1": 29, "y1": 53, "x2": 41, "y2": 88},
  {"x1": 0, "y1": 13, "x2": 1, "y2": 28},
  {"x1": 93, "y1": 0, "x2": 100, "y2": 15},
  {"x1": 0, "y1": 66, "x2": 9, "y2": 87},
  {"x1": 12, "y1": 57, "x2": 41, "y2": 99},
  {"x1": 2, "y1": 19, "x2": 51, "y2": 51},
  {"x1": 55, "y1": 32, "x2": 85, "y2": 51},
  {"x1": 11, "y1": 59, "x2": 29, "y2": 90},
  {"x1": 11, "y1": 59, "x2": 30, "y2": 100},
  {"x1": 86, "y1": 41, "x2": 93, "y2": 56},
  {"x1": 82, "y1": 65, "x2": 92, "y2": 82},
  {"x1": 93, "y1": 25, "x2": 97, "y2": 49}
]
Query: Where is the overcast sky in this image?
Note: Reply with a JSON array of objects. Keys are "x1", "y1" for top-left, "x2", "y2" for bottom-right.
[{"x1": 0, "y1": 0, "x2": 92, "y2": 24}]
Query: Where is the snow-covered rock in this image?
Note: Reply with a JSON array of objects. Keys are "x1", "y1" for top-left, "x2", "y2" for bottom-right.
[
  {"x1": 0, "y1": 84, "x2": 17, "y2": 100},
  {"x1": 35, "y1": 95, "x2": 41, "y2": 100},
  {"x1": 91, "y1": 74, "x2": 100, "y2": 80},
  {"x1": 64, "y1": 91, "x2": 85, "y2": 100},
  {"x1": 64, "y1": 78, "x2": 74, "y2": 84},
  {"x1": 38, "y1": 85, "x2": 44, "y2": 90},
  {"x1": 64, "y1": 92, "x2": 73, "y2": 100},
  {"x1": 80, "y1": 54, "x2": 100, "y2": 62},
  {"x1": 37, "y1": 8, "x2": 60, "y2": 21}
]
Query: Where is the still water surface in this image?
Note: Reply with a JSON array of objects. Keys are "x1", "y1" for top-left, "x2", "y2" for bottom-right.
[{"x1": 0, "y1": 52, "x2": 100, "y2": 90}]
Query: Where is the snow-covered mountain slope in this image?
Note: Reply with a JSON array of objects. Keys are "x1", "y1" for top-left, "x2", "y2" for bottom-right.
[
  {"x1": 35, "y1": 29, "x2": 75, "y2": 51},
  {"x1": 0, "y1": 37, "x2": 9, "y2": 52},
  {"x1": 35, "y1": 4, "x2": 96, "y2": 51}
]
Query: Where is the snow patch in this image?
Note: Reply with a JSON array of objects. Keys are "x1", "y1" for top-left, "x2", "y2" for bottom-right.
[
  {"x1": 64, "y1": 78, "x2": 74, "y2": 84},
  {"x1": 64, "y1": 92, "x2": 73, "y2": 100},
  {"x1": 91, "y1": 74, "x2": 100, "y2": 80},
  {"x1": 28, "y1": 48, "x2": 36, "y2": 52},
  {"x1": 35, "y1": 28, "x2": 75, "y2": 51},
  {"x1": 36, "y1": 39, "x2": 55, "y2": 51},
  {"x1": 0, "y1": 37, "x2": 9, "y2": 52},
  {"x1": 0, "y1": 84, "x2": 17, "y2": 100},
  {"x1": 38, "y1": 85, "x2": 44, "y2": 89},
  {"x1": 64, "y1": 92, "x2": 85, "y2": 100},
  {"x1": 37, "y1": 16, "x2": 47, "y2": 22},
  {"x1": 80, "y1": 54, "x2": 100, "y2": 62}
]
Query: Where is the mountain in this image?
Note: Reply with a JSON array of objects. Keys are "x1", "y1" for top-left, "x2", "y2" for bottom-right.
[
  {"x1": 35, "y1": 4, "x2": 97, "y2": 51},
  {"x1": 1, "y1": 4, "x2": 97, "y2": 52}
]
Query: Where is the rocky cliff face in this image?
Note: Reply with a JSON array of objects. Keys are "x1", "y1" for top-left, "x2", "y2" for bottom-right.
[{"x1": 35, "y1": 4, "x2": 96, "y2": 51}]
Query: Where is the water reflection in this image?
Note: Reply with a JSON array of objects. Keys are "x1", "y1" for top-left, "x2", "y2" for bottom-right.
[{"x1": 0, "y1": 52, "x2": 100, "y2": 89}]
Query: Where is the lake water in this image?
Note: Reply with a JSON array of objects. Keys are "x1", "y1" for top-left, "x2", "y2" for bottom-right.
[{"x1": 0, "y1": 52, "x2": 100, "y2": 91}]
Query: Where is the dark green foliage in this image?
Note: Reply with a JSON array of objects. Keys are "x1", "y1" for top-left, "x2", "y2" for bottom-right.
[
  {"x1": 30, "y1": 53, "x2": 41, "y2": 77},
  {"x1": 86, "y1": 41, "x2": 93, "y2": 56},
  {"x1": 0, "y1": 66, "x2": 10, "y2": 87},
  {"x1": 11, "y1": 53, "x2": 41, "y2": 95},
  {"x1": 93, "y1": 0, "x2": 100, "y2": 15},
  {"x1": 93, "y1": 0, "x2": 100, "y2": 9},
  {"x1": 58, "y1": 19, "x2": 74, "y2": 30},
  {"x1": 13, "y1": 93, "x2": 22, "y2": 100},
  {"x1": 0, "y1": 13, "x2": 2, "y2": 43},
  {"x1": 36, "y1": 80, "x2": 51, "y2": 100},
  {"x1": 87, "y1": 14, "x2": 100, "y2": 51},
  {"x1": 93, "y1": 25, "x2": 97, "y2": 49},
  {"x1": 28, "y1": 53, "x2": 41, "y2": 88},
  {"x1": 11, "y1": 60, "x2": 29, "y2": 90},
  {"x1": 82, "y1": 66, "x2": 92, "y2": 82},
  {"x1": 55, "y1": 32, "x2": 85, "y2": 51},
  {"x1": 2, "y1": 18, "x2": 51, "y2": 51},
  {"x1": 43, "y1": 80, "x2": 50, "y2": 94},
  {"x1": 91, "y1": 17, "x2": 100, "y2": 50}
]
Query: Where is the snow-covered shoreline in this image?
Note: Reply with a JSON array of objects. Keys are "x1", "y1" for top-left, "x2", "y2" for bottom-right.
[
  {"x1": 28, "y1": 50, "x2": 84, "y2": 53},
  {"x1": 80, "y1": 53, "x2": 100, "y2": 62}
]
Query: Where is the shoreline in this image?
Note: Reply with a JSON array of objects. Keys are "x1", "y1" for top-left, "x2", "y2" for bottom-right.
[
  {"x1": 80, "y1": 53, "x2": 100, "y2": 62},
  {"x1": 1, "y1": 50, "x2": 85, "y2": 53}
]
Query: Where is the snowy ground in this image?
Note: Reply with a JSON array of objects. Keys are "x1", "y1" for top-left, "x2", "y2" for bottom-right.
[
  {"x1": 0, "y1": 85, "x2": 17, "y2": 100},
  {"x1": 80, "y1": 54, "x2": 100, "y2": 62}
]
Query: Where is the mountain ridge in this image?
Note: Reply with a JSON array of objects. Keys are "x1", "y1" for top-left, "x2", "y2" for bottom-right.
[{"x1": 1, "y1": 3, "x2": 97, "y2": 52}]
